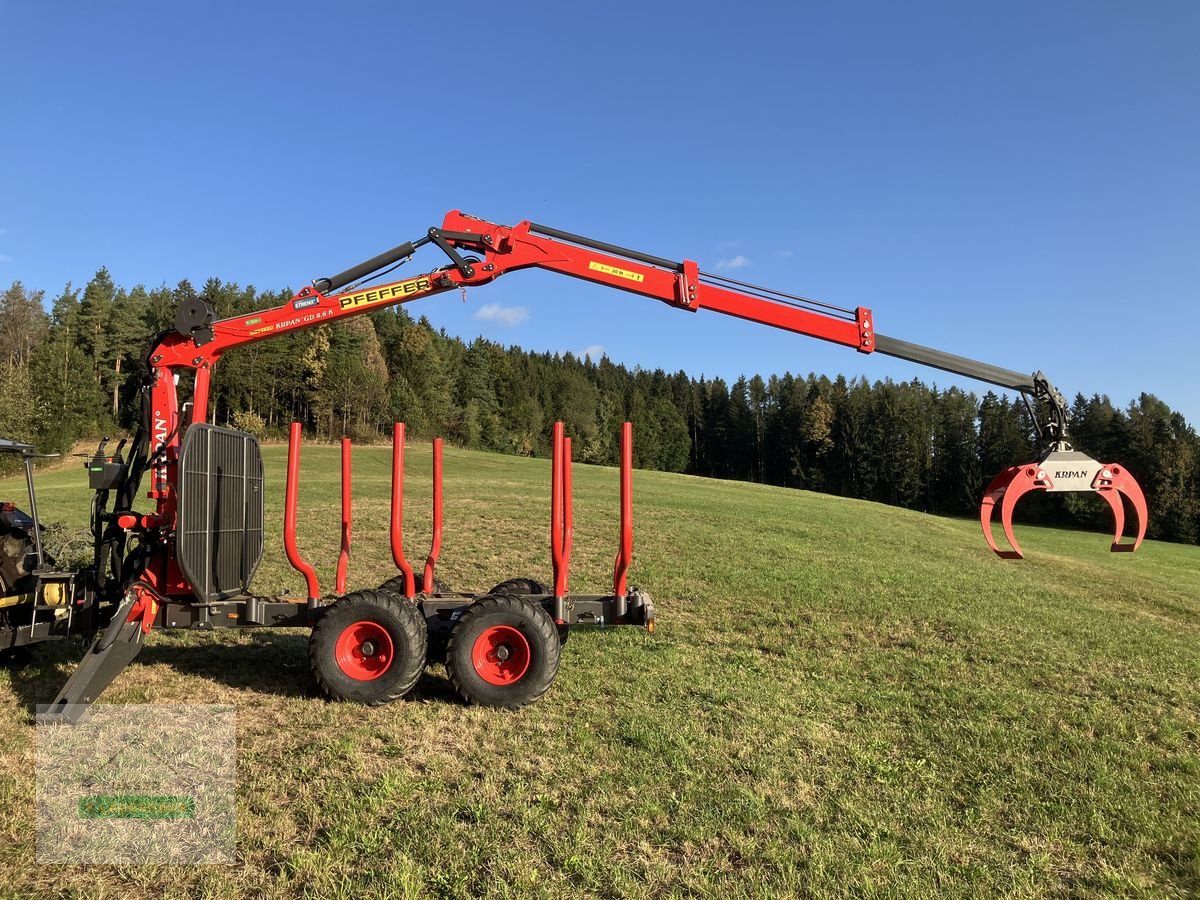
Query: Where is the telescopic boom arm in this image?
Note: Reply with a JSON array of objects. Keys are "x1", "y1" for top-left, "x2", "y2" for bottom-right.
[
  {"x1": 310, "y1": 212, "x2": 1071, "y2": 442},
  {"x1": 143, "y1": 210, "x2": 1143, "y2": 559},
  {"x1": 158, "y1": 210, "x2": 1063, "y2": 438}
]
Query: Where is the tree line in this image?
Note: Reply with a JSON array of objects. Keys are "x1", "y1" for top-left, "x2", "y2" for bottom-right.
[{"x1": 1, "y1": 272, "x2": 1197, "y2": 545}]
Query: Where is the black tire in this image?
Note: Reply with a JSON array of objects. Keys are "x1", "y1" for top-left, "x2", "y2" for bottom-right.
[
  {"x1": 489, "y1": 577, "x2": 548, "y2": 597},
  {"x1": 379, "y1": 572, "x2": 451, "y2": 596},
  {"x1": 309, "y1": 589, "x2": 427, "y2": 705},
  {"x1": 0, "y1": 528, "x2": 35, "y2": 597},
  {"x1": 446, "y1": 594, "x2": 560, "y2": 709},
  {"x1": 489, "y1": 577, "x2": 568, "y2": 645}
]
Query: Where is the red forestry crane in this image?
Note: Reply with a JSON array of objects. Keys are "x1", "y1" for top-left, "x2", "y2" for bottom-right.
[
  {"x1": 156, "y1": 209, "x2": 1146, "y2": 558},
  {"x1": 2, "y1": 211, "x2": 1148, "y2": 721}
]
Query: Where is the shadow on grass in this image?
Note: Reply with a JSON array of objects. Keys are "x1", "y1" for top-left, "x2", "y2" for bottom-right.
[
  {"x1": 1, "y1": 638, "x2": 88, "y2": 715},
  {"x1": 2, "y1": 630, "x2": 468, "y2": 716},
  {"x1": 139, "y1": 632, "x2": 316, "y2": 700}
]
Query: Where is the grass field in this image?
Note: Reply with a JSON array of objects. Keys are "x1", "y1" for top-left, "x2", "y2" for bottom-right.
[{"x1": 1, "y1": 442, "x2": 1198, "y2": 898}]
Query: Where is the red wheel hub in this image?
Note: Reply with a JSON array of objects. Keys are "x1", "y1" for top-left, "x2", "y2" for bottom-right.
[
  {"x1": 334, "y1": 620, "x2": 394, "y2": 681},
  {"x1": 471, "y1": 625, "x2": 531, "y2": 686}
]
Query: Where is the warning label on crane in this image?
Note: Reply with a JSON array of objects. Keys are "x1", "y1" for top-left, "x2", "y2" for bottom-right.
[
  {"x1": 339, "y1": 276, "x2": 433, "y2": 310},
  {"x1": 588, "y1": 261, "x2": 645, "y2": 283}
]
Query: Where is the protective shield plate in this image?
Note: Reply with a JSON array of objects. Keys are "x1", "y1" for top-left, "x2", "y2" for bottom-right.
[{"x1": 177, "y1": 424, "x2": 265, "y2": 602}]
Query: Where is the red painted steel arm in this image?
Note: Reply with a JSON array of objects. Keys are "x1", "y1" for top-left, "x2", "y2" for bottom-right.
[
  {"x1": 431, "y1": 211, "x2": 874, "y2": 352},
  {"x1": 146, "y1": 209, "x2": 876, "y2": 449},
  {"x1": 390, "y1": 423, "x2": 417, "y2": 598},
  {"x1": 284, "y1": 423, "x2": 320, "y2": 601},
  {"x1": 336, "y1": 438, "x2": 352, "y2": 594},
  {"x1": 422, "y1": 438, "x2": 443, "y2": 593},
  {"x1": 551, "y1": 423, "x2": 565, "y2": 598},
  {"x1": 140, "y1": 211, "x2": 872, "y2": 519},
  {"x1": 142, "y1": 272, "x2": 457, "y2": 518},
  {"x1": 613, "y1": 422, "x2": 633, "y2": 598}
]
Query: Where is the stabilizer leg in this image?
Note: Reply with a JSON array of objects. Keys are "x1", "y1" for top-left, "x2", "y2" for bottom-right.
[{"x1": 36, "y1": 595, "x2": 147, "y2": 724}]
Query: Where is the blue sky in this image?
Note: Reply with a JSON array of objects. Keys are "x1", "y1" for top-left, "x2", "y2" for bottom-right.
[{"x1": 2, "y1": 1, "x2": 1197, "y2": 423}]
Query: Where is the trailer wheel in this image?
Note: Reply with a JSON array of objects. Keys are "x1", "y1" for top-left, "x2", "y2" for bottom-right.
[
  {"x1": 309, "y1": 589, "x2": 427, "y2": 705},
  {"x1": 379, "y1": 573, "x2": 452, "y2": 596},
  {"x1": 489, "y1": 577, "x2": 568, "y2": 646},
  {"x1": 447, "y1": 594, "x2": 560, "y2": 709},
  {"x1": 489, "y1": 577, "x2": 548, "y2": 597}
]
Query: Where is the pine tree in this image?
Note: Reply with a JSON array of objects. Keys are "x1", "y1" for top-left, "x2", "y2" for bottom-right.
[
  {"x1": 930, "y1": 387, "x2": 980, "y2": 514},
  {"x1": 728, "y1": 376, "x2": 753, "y2": 481},
  {"x1": 77, "y1": 268, "x2": 115, "y2": 390},
  {"x1": 455, "y1": 339, "x2": 502, "y2": 449},
  {"x1": 0, "y1": 362, "x2": 38, "y2": 446},
  {"x1": 0, "y1": 281, "x2": 48, "y2": 368},
  {"x1": 106, "y1": 284, "x2": 151, "y2": 420}
]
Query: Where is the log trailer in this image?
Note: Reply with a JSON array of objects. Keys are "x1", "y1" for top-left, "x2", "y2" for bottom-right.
[{"x1": 0, "y1": 211, "x2": 1148, "y2": 723}]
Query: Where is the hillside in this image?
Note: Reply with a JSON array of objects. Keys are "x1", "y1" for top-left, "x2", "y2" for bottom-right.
[{"x1": 2, "y1": 443, "x2": 1198, "y2": 897}]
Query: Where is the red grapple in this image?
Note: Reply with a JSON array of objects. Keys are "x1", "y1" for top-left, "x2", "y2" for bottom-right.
[{"x1": 980, "y1": 449, "x2": 1148, "y2": 559}]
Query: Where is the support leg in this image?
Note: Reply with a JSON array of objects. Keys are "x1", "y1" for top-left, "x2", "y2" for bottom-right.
[{"x1": 36, "y1": 595, "x2": 146, "y2": 724}]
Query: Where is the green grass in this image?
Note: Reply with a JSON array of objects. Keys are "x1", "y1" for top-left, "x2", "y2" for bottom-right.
[{"x1": 1, "y1": 442, "x2": 1198, "y2": 898}]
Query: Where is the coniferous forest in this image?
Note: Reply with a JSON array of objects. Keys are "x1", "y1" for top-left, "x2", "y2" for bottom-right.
[{"x1": 1, "y1": 272, "x2": 1198, "y2": 545}]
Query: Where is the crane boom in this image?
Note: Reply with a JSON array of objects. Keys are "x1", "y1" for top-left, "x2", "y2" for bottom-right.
[
  {"x1": 160, "y1": 211, "x2": 1066, "y2": 435},
  {"x1": 114, "y1": 210, "x2": 1141, "y2": 580}
]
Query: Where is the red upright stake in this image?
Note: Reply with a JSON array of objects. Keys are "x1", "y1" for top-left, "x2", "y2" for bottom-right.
[
  {"x1": 562, "y1": 436, "x2": 573, "y2": 596},
  {"x1": 613, "y1": 421, "x2": 633, "y2": 602},
  {"x1": 336, "y1": 438, "x2": 352, "y2": 594},
  {"x1": 551, "y1": 422, "x2": 565, "y2": 598},
  {"x1": 423, "y1": 438, "x2": 443, "y2": 593},
  {"x1": 284, "y1": 422, "x2": 320, "y2": 603},
  {"x1": 390, "y1": 423, "x2": 416, "y2": 598}
]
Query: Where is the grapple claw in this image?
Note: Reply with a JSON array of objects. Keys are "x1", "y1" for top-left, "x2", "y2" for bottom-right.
[
  {"x1": 979, "y1": 449, "x2": 1148, "y2": 558},
  {"x1": 980, "y1": 464, "x2": 1051, "y2": 559},
  {"x1": 1093, "y1": 463, "x2": 1148, "y2": 552},
  {"x1": 1093, "y1": 487, "x2": 1126, "y2": 550},
  {"x1": 981, "y1": 466, "x2": 1018, "y2": 557}
]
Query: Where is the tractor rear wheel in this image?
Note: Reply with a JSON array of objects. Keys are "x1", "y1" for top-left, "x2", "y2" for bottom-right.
[
  {"x1": 309, "y1": 589, "x2": 427, "y2": 705},
  {"x1": 0, "y1": 528, "x2": 35, "y2": 598},
  {"x1": 446, "y1": 594, "x2": 560, "y2": 709}
]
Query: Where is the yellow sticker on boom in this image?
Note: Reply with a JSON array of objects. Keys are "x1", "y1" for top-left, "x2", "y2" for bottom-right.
[
  {"x1": 588, "y1": 261, "x2": 645, "y2": 283},
  {"x1": 339, "y1": 276, "x2": 434, "y2": 310}
]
